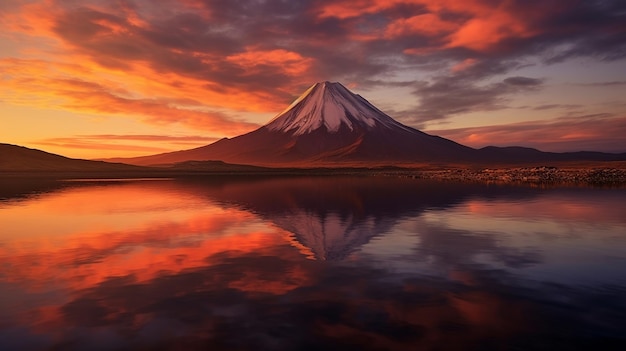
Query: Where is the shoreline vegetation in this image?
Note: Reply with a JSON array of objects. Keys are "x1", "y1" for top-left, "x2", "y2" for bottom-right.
[{"x1": 2, "y1": 165, "x2": 626, "y2": 186}]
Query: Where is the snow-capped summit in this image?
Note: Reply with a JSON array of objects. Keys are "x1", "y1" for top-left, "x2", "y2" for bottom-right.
[
  {"x1": 266, "y1": 81, "x2": 413, "y2": 135},
  {"x1": 108, "y1": 81, "x2": 479, "y2": 166}
]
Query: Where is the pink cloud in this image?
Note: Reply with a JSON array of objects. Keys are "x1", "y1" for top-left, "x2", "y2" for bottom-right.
[{"x1": 428, "y1": 116, "x2": 626, "y2": 153}]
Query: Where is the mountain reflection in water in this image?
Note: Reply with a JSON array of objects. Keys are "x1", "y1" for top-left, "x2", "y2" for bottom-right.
[{"x1": 0, "y1": 176, "x2": 625, "y2": 350}]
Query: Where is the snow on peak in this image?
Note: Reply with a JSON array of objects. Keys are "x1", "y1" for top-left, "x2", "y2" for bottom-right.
[{"x1": 265, "y1": 81, "x2": 412, "y2": 135}]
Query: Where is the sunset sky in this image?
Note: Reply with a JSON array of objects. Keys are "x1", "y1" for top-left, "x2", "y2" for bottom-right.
[{"x1": 1, "y1": 0, "x2": 625, "y2": 159}]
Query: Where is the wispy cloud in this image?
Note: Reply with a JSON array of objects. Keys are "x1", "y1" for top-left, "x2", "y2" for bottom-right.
[
  {"x1": 427, "y1": 115, "x2": 626, "y2": 153},
  {"x1": 578, "y1": 81, "x2": 626, "y2": 87},
  {"x1": 385, "y1": 71, "x2": 544, "y2": 124},
  {"x1": 0, "y1": 58, "x2": 260, "y2": 134},
  {"x1": 34, "y1": 134, "x2": 220, "y2": 156}
]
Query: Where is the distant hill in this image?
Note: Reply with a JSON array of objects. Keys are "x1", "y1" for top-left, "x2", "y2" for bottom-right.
[
  {"x1": 0, "y1": 143, "x2": 145, "y2": 172},
  {"x1": 0, "y1": 143, "x2": 282, "y2": 175},
  {"x1": 477, "y1": 146, "x2": 626, "y2": 164}
]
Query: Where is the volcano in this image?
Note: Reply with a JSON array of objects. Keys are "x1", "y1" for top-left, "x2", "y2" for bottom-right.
[
  {"x1": 112, "y1": 81, "x2": 475, "y2": 166},
  {"x1": 107, "y1": 81, "x2": 625, "y2": 167}
]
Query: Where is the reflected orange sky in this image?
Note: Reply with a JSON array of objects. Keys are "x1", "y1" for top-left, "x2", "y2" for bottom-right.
[
  {"x1": 1, "y1": 178, "x2": 626, "y2": 349},
  {"x1": 0, "y1": 181, "x2": 315, "y2": 294},
  {"x1": 1, "y1": 0, "x2": 625, "y2": 158},
  {"x1": 2, "y1": 179, "x2": 625, "y2": 296}
]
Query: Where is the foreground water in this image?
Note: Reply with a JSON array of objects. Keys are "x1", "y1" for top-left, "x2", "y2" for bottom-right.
[{"x1": 1, "y1": 176, "x2": 625, "y2": 350}]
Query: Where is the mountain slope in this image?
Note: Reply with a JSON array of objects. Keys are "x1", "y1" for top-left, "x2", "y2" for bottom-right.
[
  {"x1": 108, "y1": 81, "x2": 477, "y2": 166},
  {"x1": 0, "y1": 143, "x2": 145, "y2": 172}
]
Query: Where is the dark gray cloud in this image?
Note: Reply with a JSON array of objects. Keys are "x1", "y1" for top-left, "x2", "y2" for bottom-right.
[
  {"x1": 503, "y1": 77, "x2": 543, "y2": 87},
  {"x1": 397, "y1": 74, "x2": 544, "y2": 123},
  {"x1": 579, "y1": 81, "x2": 626, "y2": 87},
  {"x1": 531, "y1": 104, "x2": 581, "y2": 111}
]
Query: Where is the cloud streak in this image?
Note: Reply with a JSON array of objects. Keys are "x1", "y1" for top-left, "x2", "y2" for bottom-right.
[
  {"x1": 427, "y1": 116, "x2": 626, "y2": 153},
  {"x1": 34, "y1": 134, "x2": 220, "y2": 155}
]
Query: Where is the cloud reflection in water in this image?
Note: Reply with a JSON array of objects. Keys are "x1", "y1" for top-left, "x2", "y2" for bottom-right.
[{"x1": 0, "y1": 177, "x2": 625, "y2": 350}]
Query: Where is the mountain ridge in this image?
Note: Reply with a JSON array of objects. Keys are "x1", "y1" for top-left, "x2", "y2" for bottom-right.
[
  {"x1": 0, "y1": 143, "x2": 145, "y2": 172},
  {"x1": 2, "y1": 142, "x2": 625, "y2": 180},
  {"x1": 0, "y1": 143, "x2": 277, "y2": 174}
]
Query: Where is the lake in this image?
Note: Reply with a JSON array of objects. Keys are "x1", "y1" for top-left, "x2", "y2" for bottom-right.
[{"x1": 1, "y1": 176, "x2": 625, "y2": 350}]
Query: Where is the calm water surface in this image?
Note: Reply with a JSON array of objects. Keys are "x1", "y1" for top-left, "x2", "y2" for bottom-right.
[{"x1": 1, "y1": 176, "x2": 625, "y2": 350}]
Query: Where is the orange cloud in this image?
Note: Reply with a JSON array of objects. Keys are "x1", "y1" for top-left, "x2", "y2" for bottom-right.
[
  {"x1": 385, "y1": 13, "x2": 457, "y2": 38},
  {"x1": 0, "y1": 2, "x2": 315, "y2": 142},
  {"x1": 316, "y1": 0, "x2": 407, "y2": 20},
  {"x1": 451, "y1": 58, "x2": 478, "y2": 72},
  {"x1": 0, "y1": 58, "x2": 260, "y2": 135},
  {"x1": 424, "y1": 0, "x2": 539, "y2": 46},
  {"x1": 226, "y1": 48, "x2": 315, "y2": 77},
  {"x1": 445, "y1": 14, "x2": 534, "y2": 52},
  {"x1": 318, "y1": 0, "x2": 541, "y2": 53}
]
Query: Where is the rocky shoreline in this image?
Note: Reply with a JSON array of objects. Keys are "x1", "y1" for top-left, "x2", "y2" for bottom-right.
[
  {"x1": 3, "y1": 165, "x2": 626, "y2": 186},
  {"x1": 401, "y1": 167, "x2": 626, "y2": 186}
]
